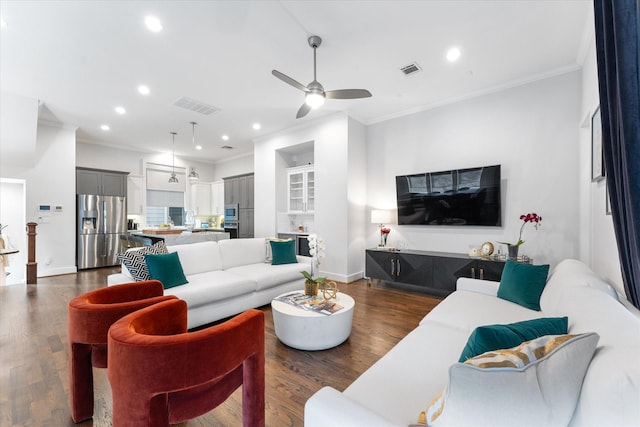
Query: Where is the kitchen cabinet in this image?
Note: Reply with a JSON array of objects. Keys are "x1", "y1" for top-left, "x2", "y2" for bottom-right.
[
  {"x1": 287, "y1": 165, "x2": 314, "y2": 213},
  {"x1": 77, "y1": 168, "x2": 127, "y2": 196},
  {"x1": 127, "y1": 175, "x2": 144, "y2": 214},
  {"x1": 365, "y1": 249, "x2": 506, "y2": 297},
  {"x1": 244, "y1": 175, "x2": 254, "y2": 209},
  {"x1": 223, "y1": 174, "x2": 254, "y2": 209},
  {"x1": 211, "y1": 180, "x2": 224, "y2": 214},
  {"x1": 238, "y1": 209, "x2": 254, "y2": 238},
  {"x1": 190, "y1": 182, "x2": 213, "y2": 215}
]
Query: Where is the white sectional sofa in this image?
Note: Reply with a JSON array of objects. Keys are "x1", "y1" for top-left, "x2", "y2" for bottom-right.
[
  {"x1": 305, "y1": 259, "x2": 640, "y2": 427},
  {"x1": 108, "y1": 238, "x2": 311, "y2": 328}
]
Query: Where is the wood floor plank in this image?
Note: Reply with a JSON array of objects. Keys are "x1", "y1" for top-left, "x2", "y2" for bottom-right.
[{"x1": 0, "y1": 267, "x2": 441, "y2": 426}]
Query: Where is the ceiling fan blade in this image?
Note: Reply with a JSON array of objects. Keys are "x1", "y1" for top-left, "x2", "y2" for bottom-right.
[
  {"x1": 272, "y1": 70, "x2": 309, "y2": 93},
  {"x1": 325, "y1": 89, "x2": 373, "y2": 100},
  {"x1": 296, "y1": 103, "x2": 311, "y2": 119}
]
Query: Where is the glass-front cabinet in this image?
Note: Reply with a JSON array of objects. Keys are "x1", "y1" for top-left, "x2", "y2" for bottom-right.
[{"x1": 287, "y1": 165, "x2": 314, "y2": 213}]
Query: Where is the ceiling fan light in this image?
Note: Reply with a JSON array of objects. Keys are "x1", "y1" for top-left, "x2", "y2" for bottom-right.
[{"x1": 305, "y1": 92, "x2": 325, "y2": 109}]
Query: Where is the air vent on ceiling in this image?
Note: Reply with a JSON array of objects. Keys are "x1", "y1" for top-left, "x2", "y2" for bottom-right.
[
  {"x1": 221, "y1": 145, "x2": 234, "y2": 150},
  {"x1": 400, "y1": 62, "x2": 422, "y2": 76},
  {"x1": 173, "y1": 97, "x2": 220, "y2": 115}
]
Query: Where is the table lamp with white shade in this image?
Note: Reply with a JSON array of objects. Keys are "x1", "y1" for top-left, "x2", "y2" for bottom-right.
[{"x1": 371, "y1": 209, "x2": 392, "y2": 247}]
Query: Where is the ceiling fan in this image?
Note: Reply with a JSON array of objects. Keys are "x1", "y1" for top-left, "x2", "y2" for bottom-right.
[{"x1": 272, "y1": 35, "x2": 372, "y2": 119}]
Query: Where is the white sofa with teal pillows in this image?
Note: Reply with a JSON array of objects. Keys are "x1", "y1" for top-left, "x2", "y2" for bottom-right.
[
  {"x1": 305, "y1": 259, "x2": 640, "y2": 427},
  {"x1": 108, "y1": 237, "x2": 311, "y2": 328}
]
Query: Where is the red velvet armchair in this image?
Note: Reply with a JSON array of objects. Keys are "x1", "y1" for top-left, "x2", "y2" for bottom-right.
[
  {"x1": 67, "y1": 280, "x2": 176, "y2": 423},
  {"x1": 107, "y1": 299, "x2": 265, "y2": 427}
]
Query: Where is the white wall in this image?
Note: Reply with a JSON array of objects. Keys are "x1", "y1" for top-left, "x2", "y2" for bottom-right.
[
  {"x1": 76, "y1": 142, "x2": 217, "y2": 181},
  {"x1": 254, "y1": 113, "x2": 366, "y2": 282},
  {"x1": 578, "y1": 28, "x2": 623, "y2": 294},
  {"x1": 0, "y1": 91, "x2": 38, "y2": 169},
  {"x1": 213, "y1": 153, "x2": 254, "y2": 181},
  {"x1": 366, "y1": 71, "x2": 582, "y2": 269},
  {"x1": 347, "y1": 117, "x2": 367, "y2": 281},
  {"x1": 26, "y1": 121, "x2": 77, "y2": 277}
]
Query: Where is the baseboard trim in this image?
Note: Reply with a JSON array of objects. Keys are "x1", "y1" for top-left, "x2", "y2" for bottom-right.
[{"x1": 37, "y1": 266, "x2": 78, "y2": 277}]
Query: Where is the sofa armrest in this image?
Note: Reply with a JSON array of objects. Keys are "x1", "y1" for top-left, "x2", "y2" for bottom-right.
[
  {"x1": 456, "y1": 277, "x2": 500, "y2": 296},
  {"x1": 304, "y1": 387, "x2": 399, "y2": 427},
  {"x1": 107, "y1": 273, "x2": 133, "y2": 286}
]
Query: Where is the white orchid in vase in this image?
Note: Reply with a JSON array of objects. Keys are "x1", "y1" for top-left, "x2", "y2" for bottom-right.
[{"x1": 306, "y1": 233, "x2": 325, "y2": 278}]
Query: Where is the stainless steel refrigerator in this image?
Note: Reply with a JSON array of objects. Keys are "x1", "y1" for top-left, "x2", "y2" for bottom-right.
[{"x1": 77, "y1": 194, "x2": 126, "y2": 269}]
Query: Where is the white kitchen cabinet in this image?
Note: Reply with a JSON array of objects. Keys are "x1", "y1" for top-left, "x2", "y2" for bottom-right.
[
  {"x1": 190, "y1": 182, "x2": 213, "y2": 215},
  {"x1": 287, "y1": 165, "x2": 314, "y2": 213},
  {"x1": 127, "y1": 175, "x2": 144, "y2": 214},
  {"x1": 211, "y1": 180, "x2": 224, "y2": 214}
]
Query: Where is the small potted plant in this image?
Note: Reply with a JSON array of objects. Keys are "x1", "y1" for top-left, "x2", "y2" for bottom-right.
[
  {"x1": 301, "y1": 270, "x2": 326, "y2": 296},
  {"x1": 499, "y1": 212, "x2": 542, "y2": 259}
]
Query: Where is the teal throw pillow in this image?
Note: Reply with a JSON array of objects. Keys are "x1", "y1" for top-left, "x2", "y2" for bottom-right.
[
  {"x1": 270, "y1": 239, "x2": 297, "y2": 265},
  {"x1": 497, "y1": 260, "x2": 550, "y2": 310},
  {"x1": 144, "y1": 252, "x2": 188, "y2": 289},
  {"x1": 458, "y1": 317, "x2": 568, "y2": 362}
]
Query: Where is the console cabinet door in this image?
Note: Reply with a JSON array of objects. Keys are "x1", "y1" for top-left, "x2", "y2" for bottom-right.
[
  {"x1": 394, "y1": 253, "x2": 433, "y2": 288},
  {"x1": 476, "y1": 260, "x2": 505, "y2": 281},
  {"x1": 365, "y1": 250, "x2": 396, "y2": 282},
  {"x1": 366, "y1": 250, "x2": 434, "y2": 290},
  {"x1": 433, "y1": 257, "x2": 476, "y2": 293}
]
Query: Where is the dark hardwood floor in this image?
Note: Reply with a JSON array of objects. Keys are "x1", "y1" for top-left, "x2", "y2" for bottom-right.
[{"x1": 0, "y1": 268, "x2": 442, "y2": 427}]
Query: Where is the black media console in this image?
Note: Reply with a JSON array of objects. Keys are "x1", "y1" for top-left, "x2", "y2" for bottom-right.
[{"x1": 365, "y1": 248, "x2": 506, "y2": 297}]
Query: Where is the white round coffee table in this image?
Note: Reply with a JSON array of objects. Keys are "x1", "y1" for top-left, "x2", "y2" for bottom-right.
[{"x1": 271, "y1": 291, "x2": 355, "y2": 351}]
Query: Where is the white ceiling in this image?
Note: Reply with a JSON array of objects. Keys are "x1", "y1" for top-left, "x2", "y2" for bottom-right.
[{"x1": 0, "y1": 0, "x2": 591, "y2": 163}]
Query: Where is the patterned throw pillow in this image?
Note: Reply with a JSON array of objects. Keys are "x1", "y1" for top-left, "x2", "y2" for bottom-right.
[
  {"x1": 419, "y1": 332, "x2": 599, "y2": 427},
  {"x1": 116, "y1": 241, "x2": 168, "y2": 281}
]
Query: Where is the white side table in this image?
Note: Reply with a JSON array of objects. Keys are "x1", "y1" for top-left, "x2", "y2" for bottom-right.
[{"x1": 271, "y1": 291, "x2": 355, "y2": 351}]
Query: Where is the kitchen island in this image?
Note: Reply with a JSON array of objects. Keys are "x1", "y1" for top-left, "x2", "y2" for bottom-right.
[{"x1": 129, "y1": 229, "x2": 230, "y2": 246}]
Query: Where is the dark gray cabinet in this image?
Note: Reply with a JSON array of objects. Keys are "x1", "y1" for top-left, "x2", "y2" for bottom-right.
[
  {"x1": 223, "y1": 174, "x2": 254, "y2": 208},
  {"x1": 77, "y1": 168, "x2": 127, "y2": 196},
  {"x1": 365, "y1": 249, "x2": 506, "y2": 297},
  {"x1": 238, "y1": 208, "x2": 254, "y2": 238}
]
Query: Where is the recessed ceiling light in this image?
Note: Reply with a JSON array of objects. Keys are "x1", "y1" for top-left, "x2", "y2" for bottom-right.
[
  {"x1": 222, "y1": 135, "x2": 229, "y2": 141},
  {"x1": 195, "y1": 145, "x2": 202, "y2": 150},
  {"x1": 252, "y1": 123, "x2": 261, "y2": 130},
  {"x1": 145, "y1": 16, "x2": 162, "y2": 32},
  {"x1": 446, "y1": 47, "x2": 461, "y2": 62},
  {"x1": 114, "y1": 106, "x2": 126, "y2": 115},
  {"x1": 137, "y1": 85, "x2": 150, "y2": 95},
  {"x1": 100, "y1": 124, "x2": 110, "y2": 131}
]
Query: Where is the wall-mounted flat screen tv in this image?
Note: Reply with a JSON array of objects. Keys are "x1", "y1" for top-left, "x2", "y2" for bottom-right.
[{"x1": 396, "y1": 164, "x2": 501, "y2": 226}]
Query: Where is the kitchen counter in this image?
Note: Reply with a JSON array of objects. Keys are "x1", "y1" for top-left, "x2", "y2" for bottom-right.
[
  {"x1": 130, "y1": 230, "x2": 230, "y2": 245},
  {"x1": 277, "y1": 231, "x2": 311, "y2": 236}
]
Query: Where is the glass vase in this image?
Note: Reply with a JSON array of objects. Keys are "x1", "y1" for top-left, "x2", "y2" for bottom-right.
[{"x1": 507, "y1": 244, "x2": 519, "y2": 260}]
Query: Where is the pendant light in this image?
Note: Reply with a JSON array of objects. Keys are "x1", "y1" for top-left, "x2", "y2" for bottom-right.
[
  {"x1": 168, "y1": 131, "x2": 179, "y2": 183},
  {"x1": 188, "y1": 121, "x2": 200, "y2": 181}
]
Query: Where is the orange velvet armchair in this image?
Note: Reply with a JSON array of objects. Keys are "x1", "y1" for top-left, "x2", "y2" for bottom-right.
[
  {"x1": 107, "y1": 299, "x2": 265, "y2": 427},
  {"x1": 67, "y1": 280, "x2": 177, "y2": 423}
]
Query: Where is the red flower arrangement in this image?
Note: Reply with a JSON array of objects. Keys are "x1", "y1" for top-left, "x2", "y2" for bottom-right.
[
  {"x1": 379, "y1": 227, "x2": 391, "y2": 247},
  {"x1": 516, "y1": 213, "x2": 542, "y2": 246},
  {"x1": 499, "y1": 212, "x2": 542, "y2": 247}
]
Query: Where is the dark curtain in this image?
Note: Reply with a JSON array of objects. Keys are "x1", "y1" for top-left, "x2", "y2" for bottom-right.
[{"x1": 593, "y1": 0, "x2": 640, "y2": 308}]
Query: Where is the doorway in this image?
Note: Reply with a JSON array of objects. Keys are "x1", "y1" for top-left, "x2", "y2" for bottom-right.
[{"x1": 0, "y1": 178, "x2": 27, "y2": 285}]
